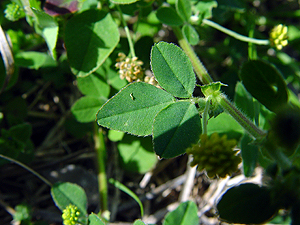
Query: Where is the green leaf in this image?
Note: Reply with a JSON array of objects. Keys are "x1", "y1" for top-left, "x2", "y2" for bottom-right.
[
  {"x1": 156, "y1": 6, "x2": 184, "y2": 26},
  {"x1": 133, "y1": 219, "x2": 147, "y2": 225},
  {"x1": 5, "y1": 96, "x2": 27, "y2": 126},
  {"x1": 88, "y1": 213, "x2": 106, "y2": 225},
  {"x1": 240, "y1": 134, "x2": 258, "y2": 177},
  {"x1": 9, "y1": 123, "x2": 32, "y2": 143},
  {"x1": 77, "y1": 72, "x2": 110, "y2": 98},
  {"x1": 234, "y1": 82, "x2": 258, "y2": 177},
  {"x1": 71, "y1": 96, "x2": 106, "y2": 123},
  {"x1": 79, "y1": 0, "x2": 98, "y2": 13},
  {"x1": 207, "y1": 113, "x2": 244, "y2": 140},
  {"x1": 0, "y1": 123, "x2": 33, "y2": 165},
  {"x1": 108, "y1": 130, "x2": 125, "y2": 142},
  {"x1": 153, "y1": 101, "x2": 201, "y2": 158},
  {"x1": 31, "y1": 8, "x2": 58, "y2": 59},
  {"x1": 65, "y1": 117, "x2": 93, "y2": 138},
  {"x1": 135, "y1": 21, "x2": 160, "y2": 38},
  {"x1": 0, "y1": 130, "x2": 23, "y2": 165},
  {"x1": 118, "y1": 135, "x2": 157, "y2": 173},
  {"x1": 109, "y1": 178, "x2": 144, "y2": 217},
  {"x1": 15, "y1": 51, "x2": 56, "y2": 69},
  {"x1": 288, "y1": 89, "x2": 300, "y2": 108},
  {"x1": 106, "y1": 66, "x2": 127, "y2": 90},
  {"x1": 217, "y1": 0, "x2": 245, "y2": 12},
  {"x1": 176, "y1": 0, "x2": 192, "y2": 22},
  {"x1": 239, "y1": 60, "x2": 288, "y2": 112},
  {"x1": 269, "y1": 214, "x2": 291, "y2": 224},
  {"x1": 97, "y1": 82, "x2": 175, "y2": 136},
  {"x1": 163, "y1": 201, "x2": 199, "y2": 225},
  {"x1": 194, "y1": 0, "x2": 218, "y2": 20},
  {"x1": 234, "y1": 82, "x2": 255, "y2": 120},
  {"x1": 65, "y1": 10, "x2": 119, "y2": 77},
  {"x1": 182, "y1": 24, "x2": 199, "y2": 45},
  {"x1": 151, "y1": 42, "x2": 195, "y2": 98},
  {"x1": 28, "y1": 0, "x2": 40, "y2": 9},
  {"x1": 102, "y1": 57, "x2": 127, "y2": 90},
  {"x1": 51, "y1": 182, "x2": 88, "y2": 215},
  {"x1": 217, "y1": 183, "x2": 278, "y2": 224},
  {"x1": 110, "y1": 0, "x2": 139, "y2": 4}
]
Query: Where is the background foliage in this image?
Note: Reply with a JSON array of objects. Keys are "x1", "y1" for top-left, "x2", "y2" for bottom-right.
[{"x1": 1, "y1": 0, "x2": 300, "y2": 224}]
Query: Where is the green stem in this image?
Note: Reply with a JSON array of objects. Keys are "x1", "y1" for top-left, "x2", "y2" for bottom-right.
[
  {"x1": 93, "y1": 124, "x2": 108, "y2": 216},
  {"x1": 217, "y1": 94, "x2": 266, "y2": 140},
  {"x1": 202, "y1": 97, "x2": 211, "y2": 135},
  {"x1": 0, "y1": 154, "x2": 52, "y2": 186},
  {"x1": 202, "y1": 19, "x2": 270, "y2": 45},
  {"x1": 172, "y1": 26, "x2": 213, "y2": 85},
  {"x1": 116, "y1": 5, "x2": 136, "y2": 57},
  {"x1": 248, "y1": 24, "x2": 257, "y2": 60}
]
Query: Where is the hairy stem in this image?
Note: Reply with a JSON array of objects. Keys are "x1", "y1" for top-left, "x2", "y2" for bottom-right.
[
  {"x1": 202, "y1": 19, "x2": 270, "y2": 45},
  {"x1": 217, "y1": 94, "x2": 266, "y2": 140},
  {"x1": 172, "y1": 26, "x2": 213, "y2": 85}
]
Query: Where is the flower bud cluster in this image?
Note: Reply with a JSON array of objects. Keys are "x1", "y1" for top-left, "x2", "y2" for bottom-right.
[
  {"x1": 62, "y1": 204, "x2": 81, "y2": 225},
  {"x1": 186, "y1": 132, "x2": 241, "y2": 178},
  {"x1": 4, "y1": 2, "x2": 25, "y2": 21},
  {"x1": 269, "y1": 24, "x2": 288, "y2": 50},
  {"x1": 115, "y1": 53, "x2": 144, "y2": 82}
]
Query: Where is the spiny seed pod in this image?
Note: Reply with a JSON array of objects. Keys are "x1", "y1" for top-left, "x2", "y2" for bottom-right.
[
  {"x1": 186, "y1": 133, "x2": 241, "y2": 178},
  {"x1": 269, "y1": 24, "x2": 288, "y2": 50},
  {"x1": 62, "y1": 204, "x2": 81, "y2": 225},
  {"x1": 115, "y1": 53, "x2": 144, "y2": 82}
]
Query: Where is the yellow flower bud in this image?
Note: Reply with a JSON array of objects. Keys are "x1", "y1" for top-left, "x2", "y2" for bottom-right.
[
  {"x1": 62, "y1": 204, "x2": 82, "y2": 225},
  {"x1": 269, "y1": 24, "x2": 288, "y2": 50}
]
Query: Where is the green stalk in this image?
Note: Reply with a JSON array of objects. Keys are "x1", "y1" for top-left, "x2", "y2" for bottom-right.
[
  {"x1": 202, "y1": 19, "x2": 270, "y2": 45},
  {"x1": 116, "y1": 5, "x2": 136, "y2": 57},
  {"x1": 172, "y1": 26, "x2": 213, "y2": 85},
  {"x1": 248, "y1": 24, "x2": 257, "y2": 60},
  {"x1": 0, "y1": 154, "x2": 52, "y2": 186},
  {"x1": 93, "y1": 124, "x2": 108, "y2": 217},
  {"x1": 202, "y1": 97, "x2": 211, "y2": 135},
  {"x1": 217, "y1": 94, "x2": 266, "y2": 140}
]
